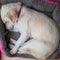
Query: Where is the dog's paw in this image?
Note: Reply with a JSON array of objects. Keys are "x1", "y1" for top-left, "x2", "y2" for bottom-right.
[
  {"x1": 10, "y1": 38, "x2": 16, "y2": 45},
  {"x1": 10, "y1": 48, "x2": 17, "y2": 55},
  {"x1": 8, "y1": 44, "x2": 14, "y2": 49}
]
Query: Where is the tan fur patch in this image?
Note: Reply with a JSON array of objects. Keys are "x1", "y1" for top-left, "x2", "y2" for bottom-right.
[{"x1": 6, "y1": 10, "x2": 17, "y2": 23}]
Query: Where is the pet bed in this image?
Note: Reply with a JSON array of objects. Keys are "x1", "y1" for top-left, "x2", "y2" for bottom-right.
[{"x1": 0, "y1": 0, "x2": 60, "y2": 59}]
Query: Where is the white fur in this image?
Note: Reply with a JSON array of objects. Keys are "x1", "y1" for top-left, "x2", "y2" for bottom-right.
[{"x1": 1, "y1": 2, "x2": 60, "y2": 59}]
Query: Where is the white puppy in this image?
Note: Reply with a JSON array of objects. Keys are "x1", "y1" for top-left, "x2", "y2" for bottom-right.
[{"x1": 1, "y1": 2, "x2": 60, "y2": 59}]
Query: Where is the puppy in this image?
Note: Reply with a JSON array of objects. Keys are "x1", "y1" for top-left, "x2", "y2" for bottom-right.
[{"x1": 1, "y1": 2, "x2": 59, "y2": 59}]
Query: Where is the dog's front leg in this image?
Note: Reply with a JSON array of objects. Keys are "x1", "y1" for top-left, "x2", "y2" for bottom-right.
[{"x1": 10, "y1": 31, "x2": 29, "y2": 54}]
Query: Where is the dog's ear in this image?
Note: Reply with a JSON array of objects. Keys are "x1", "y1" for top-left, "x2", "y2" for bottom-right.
[{"x1": 6, "y1": 10, "x2": 17, "y2": 23}]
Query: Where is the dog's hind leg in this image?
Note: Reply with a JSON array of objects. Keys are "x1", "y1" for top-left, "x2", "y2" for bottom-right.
[{"x1": 17, "y1": 39, "x2": 53, "y2": 59}]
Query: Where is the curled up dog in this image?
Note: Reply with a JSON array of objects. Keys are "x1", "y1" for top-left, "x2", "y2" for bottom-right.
[{"x1": 1, "y1": 2, "x2": 60, "y2": 59}]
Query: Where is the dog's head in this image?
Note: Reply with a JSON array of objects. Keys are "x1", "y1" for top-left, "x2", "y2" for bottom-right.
[
  {"x1": 1, "y1": 2, "x2": 21, "y2": 30},
  {"x1": 2, "y1": 9, "x2": 17, "y2": 30},
  {"x1": 5, "y1": 9, "x2": 17, "y2": 30}
]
